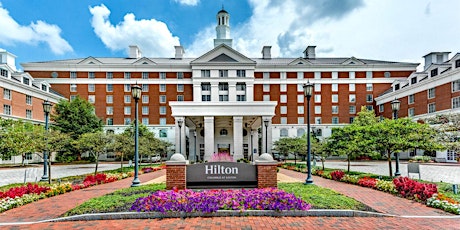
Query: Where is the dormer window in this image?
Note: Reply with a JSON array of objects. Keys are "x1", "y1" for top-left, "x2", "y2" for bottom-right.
[
  {"x1": 431, "y1": 68, "x2": 438, "y2": 77},
  {"x1": 23, "y1": 77, "x2": 30, "y2": 85},
  {"x1": 411, "y1": 77, "x2": 417, "y2": 84},
  {"x1": 456, "y1": 59, "x2": 460, "y2": 68},
  {"x1": 394, "y1": 84, "x2": 400, "y2": 91},
  {"x1": 42, "y1": 84, "x2": 48, "y2": 92},
  {"x1": 0, "y1": 69, "x2": 8, "y2": 77}
]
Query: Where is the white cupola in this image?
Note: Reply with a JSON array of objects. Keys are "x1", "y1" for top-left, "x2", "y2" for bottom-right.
[{"x1": 214, "y1": 7, "x2": 233, "y2": 47}]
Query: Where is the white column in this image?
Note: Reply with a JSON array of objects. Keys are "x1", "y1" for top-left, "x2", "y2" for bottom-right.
[
  {"x1": 204, "y1": 116, "x2": 214, "y2": 161},
  {"x1": 189, "y1": 129, "x2": 197, "y2": 162},
  {"x1": 175, "y1": 117, "x2": 185, "y2": 157},
  {"x1": 229, "y1": 82, "x2": 237, "y2": 102},
  {"x1": 251, "y1": 129, "x2": 259, "y2": 161},
  {"x1": 233, "y1": 116, "x2": 243, "y2": 160}
]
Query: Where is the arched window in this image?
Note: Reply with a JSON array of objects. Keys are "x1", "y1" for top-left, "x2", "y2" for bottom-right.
[
  {"x1": 297, "y1": 128, "x2": 305, "y2": 137},
  {"x1": 280, "y1": 128, "x2": 288, "y2": 137}
]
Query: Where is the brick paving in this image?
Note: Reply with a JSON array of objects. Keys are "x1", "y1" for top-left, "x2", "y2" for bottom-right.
[{"x1": 1, "y1": 168, "x2": 460, "y2": 229}]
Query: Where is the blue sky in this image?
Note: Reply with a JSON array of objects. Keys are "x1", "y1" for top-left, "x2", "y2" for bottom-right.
[{"x1": 1, "y1": 0, "x2": 460, "y2": 70}]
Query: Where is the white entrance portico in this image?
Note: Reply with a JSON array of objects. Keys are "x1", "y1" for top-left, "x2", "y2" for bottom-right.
[{"x1": 170, "y1": 101, "x2": 276, "y2": 161}]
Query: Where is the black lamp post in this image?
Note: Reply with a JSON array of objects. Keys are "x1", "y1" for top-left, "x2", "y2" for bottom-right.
[
  {"x1": 40, "y1": 100, "x2": 52, "y2": 182},
  {"x1": 263, "y1": 120, "x2": 269, "y2": 153},
  {"x1": 193, "y1": 130, "x2": 197, "y2": 163},
  {"x1": 131, "y1": 85, "x2": 142, "y2": 187},
  {"x1": 178, "y1": 120, "x2": 183, "y2": 154},
  {"x1": 391, "y1": 98, "x2": 401, "y2": 177},
  {"x1": 303, "y1": 82, "x2": 314, "y2": 184}
]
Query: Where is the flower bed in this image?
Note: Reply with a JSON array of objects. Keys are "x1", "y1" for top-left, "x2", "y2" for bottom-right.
[
  {"x1": 131, "y1": 188, "x2": 311, "y2": 213},
  {"x1": 427, "y1": 193, "x2": 460, "y2": 214}
]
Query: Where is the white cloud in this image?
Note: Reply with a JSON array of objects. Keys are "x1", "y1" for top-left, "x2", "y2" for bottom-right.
[
  {"x1": 174, "y1": 0, "x2": 199, "y2": 6},
  {"x1": 0, "y1": 4, "x2": 73, "y2": 55},
  {"x1": 89, "y1": 4, "x2": 180, "y2": 57}
]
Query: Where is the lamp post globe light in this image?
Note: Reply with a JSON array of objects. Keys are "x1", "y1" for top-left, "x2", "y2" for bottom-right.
[
  {"x1": 263, "y1": 119, "x2": 269, "y2": 153},
  {"x1": 131, "y1": 85, "x2": 142, "y2": 187},
  {"x1": 303, "y1": 82, "x2": 314, "y2": 185},
  {"x1": 391, "y1": 98, "x2": 401, "y2": 177},
  {"x1": 40, "y1": 100, "x2": 52, "y2": 182}
]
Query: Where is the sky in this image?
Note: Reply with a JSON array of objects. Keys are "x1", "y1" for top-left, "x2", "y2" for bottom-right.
[{"x1": 1, "y1": 0, "x2": 460, "y2": 71}]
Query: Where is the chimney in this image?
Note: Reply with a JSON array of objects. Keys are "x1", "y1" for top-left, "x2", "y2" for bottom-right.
[
  {"x1": 129, "y1": 45, "x2": 142, "y2": 59},
  {"x1": 175, "y1": 46, "x2": 185, "y2": 59},
  {"x1": 303, "y1": 46, "x2": 316, "y2": 59},
  {"x1": 262, "y1": 46, "x2": 271, "y2": 59}
]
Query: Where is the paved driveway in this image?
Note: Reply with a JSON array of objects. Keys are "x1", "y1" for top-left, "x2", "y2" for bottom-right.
[
  {"x1": 321, "y1": 160, "x2": 460, "y2": 184},
  {"x1": 0, "y1": 163, "x2": 121, "y2": 186}
]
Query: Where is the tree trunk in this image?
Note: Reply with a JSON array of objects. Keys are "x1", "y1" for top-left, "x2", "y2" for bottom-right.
[
  {"x1": 94, "y1": 154, "x2": 99, "y2": 175},
  {"x1": 347, "y1": 155, "x2": 351, "y2": 172},
  {"x1": 321, "y1": 159, "x2": 325, "y2": 170},
  {"x1": 120, "y1": 153, "x2": 124, "y2": 173},
  {"x1": 294, "y1": 154, "x2": 297, "y2": 165},
  {"x1": 387, "y1": 150, "x2": 393, "y2": 177}
]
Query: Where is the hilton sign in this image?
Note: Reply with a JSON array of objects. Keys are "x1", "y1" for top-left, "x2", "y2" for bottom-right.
[{"x1": 186, "y1": 162, "x2": 257, "y2": 189}]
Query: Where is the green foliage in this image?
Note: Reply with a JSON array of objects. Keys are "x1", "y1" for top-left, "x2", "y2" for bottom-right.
[
  {"x1": 75, "y1": 132, "x2": 114, "y2": 174},
  {"x1": 64, "y1": 183, "x2": 166, "y2": 216},
  {"x1": 0, "y1": 119, "x2": 45, "y2": 162},
  {"x1": 278, "y1": 183, "x2": 370, "y2": 210}
]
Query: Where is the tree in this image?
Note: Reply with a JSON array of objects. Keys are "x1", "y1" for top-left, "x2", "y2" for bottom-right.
[
  {"x1": 429, "y1": 114, "x2": 460, "y2": 156},
  {"x1": 52, "y1": 96, "x2": 103, "y2": 161},
  {"x1": 75, "y1": 131, "x2": 113, "y2": 175}
]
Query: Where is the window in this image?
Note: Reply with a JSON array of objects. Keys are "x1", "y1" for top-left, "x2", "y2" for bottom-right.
[
  {"x1": 236, "y1": 83, "x2": 246, "y2": 91},
  {"x1": 263, "y1": 95, "x2": 270, "y2": 101},
  {"x1": 280, "y1": 106, "x2": 287, "y2": 114},
  {"x1": 332, "y1": 84, "x2": 338, "y2": 92},
  {"x1": 332, "y1": 94, "x2": 338, "y2": 103},
  {"x1": 315, "y1": 106, "x2": 321, "y2": 114},
  {"x1": 106, "y1": 106, "x2": 113, "y2": 115},
  {"x1": 70, "y1": 95, "x2": 77, "y2": 101},
  {"x1": 237, "y1": 95, "x2": 246, "y2": 101},
  {"x1": 142, "y1": 72, "x2": 149, "y2": 79},
  {"x1": 280, "y1": 95, "x2": 287, "y2": 103},
  {"x1": 70, "y1": 72, "x2": 77, "y2": 79},
  {"x1": 160, "y1": 84, "x2": 166, "y2": 92},
  {"x1": 366, "y1": 105, "x2": 373, "y2": 111},
  {"x1": 201, "y1": 70, "x2": 210, "y2": 77},
  {"x1": 297, "y1": 95, "x2": 304, "y2": 103},
  {"x1": 124, "y1": 72, "x2": 131, "y2": 79},
  {"x1": 379, "y1": 104, "x2": 384, "y2": 112},
  {"x1": 297, "y1": 84, "x2": 303, "y2": 92},
  {"x1": 106, "y1": 72, "x2": 113, "y2": 79},
  {"x1": 41, "y1": 85, "x2": 47, "y2": 91},
  {"x1": 88, "y1": 72, "x2": 95, "y2": 79},
  {"x1": 314, "y1": 72, "x2": 321, "y2": 79},
  {"x1": 219, "y1": 95, "x2": 229, "y2": 101},
  {"x1": 314, "y1": 84, "x2": 321, "y2": 92},
  {"x1": 431, "y1": 68, "x2": 438, "y2": 77},
  {"x1": 428, "y1": 88, "x2": 435, "y2": 99},
  {"x1": 88, "y1": 95, "x2": 95, "y2": 104},
  {"x1": 124, "y1": 118, "x2": 131, "y2": 125},
  {"x1": 349, "y1": 106, "x2": 356, "y2": 114},
  {"x1": 297, "y1": 106, "x2": 304, "y2": 114},
  {"x1": 366, "y1": 71, "x2": 373, "y2": 79},
  {"x1": 23, "y1": 77, "x2": 30, "y2": 85},
  {"x1": 159, "y1": 118, "x2": 167, "y2": 125},
  {"x1": 453, "y1": 80, "x2": 460, "y2": 92},
  {"x1": 220, "y1": 129, "x2": 228, "y2": 136},
  {"x1": 349, "y1": 72, "x2": 355, "y2": 79},
  {"x1": 366, "y1": 94, "x2": 373, "y2": 102},
  {"x1": 142, "y1": 84, "x2": 149, "y2": 92},
  {"x1": 408, "y1": 108, "x2": 415, "y2": 117},
  {"x1": 297, "y1": 117, "x2": 304, "y2": 124},
  {"x1": 314, "y1": 95, "x2": 321, "y2": 103},
  {"x1": 349, "y1": 117, "x2": 355, "y2": 124},
  {"x1": 124, "y1": 84, "x2": 131, "y2": 92},
  {"x1": 160, "y1": 106, "x2": 167, "y2": 115},
  {"x1": 124, "y1": 106, "x2": 131, "y2": 115},
  {"x1": 142, "y1": 95, "x2": 149, "y2": 103},
  {"x1": 177, "y1": 72, "x2": 183, "y2": 79},
  {"x1": 106, "y1": 118, "x2": 113, "y2": 126},
  {"x1": 237, "y1": 70, "x2": 246, "y2": 77},
  {"x1": 349, "y1": 94, "x2": 356, "y2": 103},
  {"x1": 263, "y1": 84, "x2": 270, "y2": 92},
  {"x1": 280, "y1": 128, "x2": 288, "y2": 137},
  {"x1": 3, "y1": 104, "x2": 11, "y2": 115},
  {"x1": 280, "y1": 72, "x2": 286, "y2": 79},
  {"x1": 297, "y1": 72, "x2": 304, "y2": 79},
  {"x1": 219, "y1": 70, "x2": 228, "y2": 77},
  {"x1": 26, "y1": 95, "x2": 32, "y2": 105},
  {"x1": 411, "y1": 77, "x2": 417, "y2": 84},
  {"x1": 394, "y1": 84, "x2": 400, "y2": 91},
  {"x1": 280, "y1": 84, "x2": 287, "y2": 92},
  {"x1": 202, "y1": 95, "x2": 211, "y2": 101},
  {"x1": 88, "y1": 84, "x2": 95, "y2": 92},
  {"x1": 177, "y1": 95, "x2": 184, "y2": 101},
  {"x1": 297, "y1": 128, "x2": 305, "y2": 137},
  {"x1": 263, "y1": 72, "x2": 270, "y2": 79},
  {"x1": 456, "y1": 59, "x2": 460, "y2": 68},
  {"x1": 453, "y1": 97, "x2": 460, "y2": 109},
  {"x1": 160, "y1": 72, "x2": 166, "y2": 79},
  {"x1": 106, "y1": 95, "x2": 113, "y2": 104},
  {"x1": 280, "y1": 117, "x2": 287, "y2": 124},
  {"x1": 160, "y1": 95, "x2": 166, "y2": 103},
  {"x1": 332, "y1": 117, "x2": 339, "y2": 124},
  {"x1": 124, "y1": 95, "x2": 131, "y2": 103},
  {"x1": 0, "y1": 68, "x2": 8, "y2": 77},
  {"x1": 349, "y1": 84, "x2": 355, "y2": 91},
  {"x1": 315, "y1": 117, "x2": 322, "y2": 124},
  {"x1": 70, "y1": 84, "x2": 77, "y2": 92},
  {"x1": 408, "y1": 94, "x2": 415, "y2": 104},
  {"x1": 106, "y1": 84, "x2": 113, "y2": 92},
  {"x1": 428, "y1": 103, "x2": 436, "y2": 113},
  {"x1": 332, "y1": 106, "x2": 339, "y2": 114},
  {"x1": 218, "y1": 83, "x2": 228, "y2": 91},
  {"x1": 26, "y1": 109, "x2": 32, "y2": 119},
  {"x1": 142, "y1": 106, "x2": 149, "y2": 115},
  {"x1": 177, "y1": 84, "x2": 184, "y2": 92},
  {"x1": 366, "y1": 83, "x2": 373, "y2": 91},
  {"x1": 332, "y1": 72, "x2": 338, "y2": 79},
  {"x1": 201, "y1": 83, "x2": 211, "y2": 91},
  {"x1": 159, "y1": 129, "x2": 168, "y2": 137}
]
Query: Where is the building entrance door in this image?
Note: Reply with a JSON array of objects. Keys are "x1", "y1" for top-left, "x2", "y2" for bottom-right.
[{"x1": 218, "y1": 144, "x2": 230, "y2": 155}]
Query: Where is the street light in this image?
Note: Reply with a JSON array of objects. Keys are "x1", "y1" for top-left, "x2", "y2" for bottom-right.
[
  {"x1": 178, "y1": 120, "x2": 183, "y2": 154},
  {"x1": 40, "y1": 100, "x2": 52, "y2": 182},
  {"x1": 131, "y1": 85, "x2": 142, "y2": 187},
  {"x1": 391, "y1": 98, "x2": 401, "y2": 177},
  {"x1": 193, "y1": 130, "x2": 197, "y2": 163},
  {"x1": 303, "y1": 82, "x2": 314, "y2": 184},
  {"x1": 263, "y1": 119, "x2": 269, "y2": 153}
]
